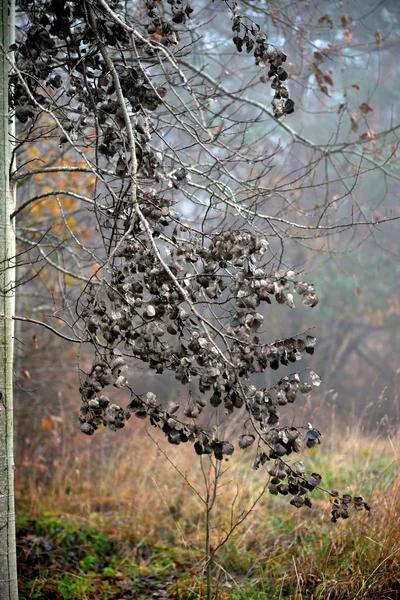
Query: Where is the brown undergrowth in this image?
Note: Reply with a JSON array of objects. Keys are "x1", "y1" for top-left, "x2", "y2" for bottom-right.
[{"x1": 15, "y1": 414, "x2": 400, "y2": 599}]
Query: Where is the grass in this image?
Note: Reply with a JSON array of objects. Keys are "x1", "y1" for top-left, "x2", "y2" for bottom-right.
[{"x1": 15, "y1": 417, "x2": 400, "y2": 599}]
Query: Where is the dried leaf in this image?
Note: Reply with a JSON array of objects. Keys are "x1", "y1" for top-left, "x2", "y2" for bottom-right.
[
  {"x1": 222, "y1": 441, "x2": 235, "y2": 456},
  {"x1": 294, "y1": 281, "x2": 308, "y2": 295},
  {"x1": 350, "y1": 116, "x2": 358, "y2": 132},
  {"x1": 309, "y1": 371, "x2": 321, "y2": 387},
  {"x1": 320, "y1": 84, "x2": 330, "y2": 97},
  {"x1": 290, "y1": 495, "x2": 304, "y2": 508},
  {"x1": 299, "y1": 382, "x2": 312, "y2": 395},
  {"x1": 145, "y1": 305, "x2": 156, "y2": 318},
  {"x1": 167, "y1": 400, "x2": 179, "y2": 415},
  {"x1": 286, "y1": 293, "x2": 295, "y2": 309},
  {"x1": 341, "y1": 13, "x2": 353, "y2": 26},
  {"x1": 238, "y1": 434, "x2": 255, "y2": 449},
  {"x1": 302, "y1": 293, "x2": 319, "y2": 308},
  {"x1": 318, "y1": 14, "x2": 333, "y2": 28},
  {"x1": 359, "y1": 102, "x2": 373, "y2": 114},
  {"x1": 343, "y1": 29, "x2": 353, "y2": 43},
  {"x1": 269, "y1": 483, "x2": 279, "y2": 495}
]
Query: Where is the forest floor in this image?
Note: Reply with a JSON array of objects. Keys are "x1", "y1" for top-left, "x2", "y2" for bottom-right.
[{"x1": 16, "y1": 423, "x2": 400, "y2": 599}]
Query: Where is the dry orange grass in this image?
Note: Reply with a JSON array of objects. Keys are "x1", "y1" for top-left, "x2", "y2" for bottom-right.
[{"x1": 16, "y1": 412, "x2": 400, "y2": 598}]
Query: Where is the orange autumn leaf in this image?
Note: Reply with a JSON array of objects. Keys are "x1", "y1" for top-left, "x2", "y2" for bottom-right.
[{"x1": 42, "y1": 418, "x2": 53, "y2": 430}]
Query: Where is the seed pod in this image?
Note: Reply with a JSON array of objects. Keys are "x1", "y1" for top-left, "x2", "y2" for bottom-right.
[
  {"x1": 114, "y1": 375, "x2": 128, "y2": 389},
  {"x1": 145, "y1": 305, "x2": 156, "y2": 318},
  {"x1": 294, "y1": 281, "x2": 308, "y2": 295},
  {"x1": 92, "y1": 381, "x2": 103, "y2": 392},
  {"x1": 166, "y1": 400, "x2": 179, "y2": 415},
  {"x1": 290, "y1": 495, "x2": 304, "y2": 508},
  {"x1": 110, "y1": 356, "x2": 126, "y2": 370},
  {"x1": 80, "y1": 423, "x2": 95, "y2": 435},
  {"x1": 238, "y1": 434, "x2": 255, "y2": 449},
  {"x1": 268, "y1": 483, "x2": 279, "y2": 495},
  {"x1": 99, "y1": 373, "x2": 113, "y2": 387},
  {"x1": 99, "y1": 396, "x2": 110, "y2": 408}
]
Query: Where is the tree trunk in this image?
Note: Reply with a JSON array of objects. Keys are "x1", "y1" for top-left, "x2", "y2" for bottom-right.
[{"x1": 0, "y1": 0, "x2": 18, "y2": 598}]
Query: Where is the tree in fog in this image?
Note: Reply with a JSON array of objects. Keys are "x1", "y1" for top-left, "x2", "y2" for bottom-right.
[{"x1": 3, "y1": 1, "x2": 399, "y2": 597}]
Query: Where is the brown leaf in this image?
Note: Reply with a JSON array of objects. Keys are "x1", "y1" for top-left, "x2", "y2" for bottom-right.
[
  {"x1": 352, "y1": 84, "x2": 360, "y2": 90},
  {"x1": 341, "y1": 13, "x2": 353, "y2": 26},
  {"x1": 318, "y1": 14, "x2": 333, "y2": 28},
  {"x1": 354, "y1": 287, "x2": 361, "y2": 298},
  {"x1": 313, "y1": 50, "x2": 324, "y2": 62},
  {"x1": 314, "y1": 65, "x2": 324, "y2": 84},
  {"x1": 324, "y1": 73, "x2": 334, "y2": 87},
  {"x1": 359, "y1": 102, "x2": 373, "y2": 114},
  {"x1": 374, "y1": 31, "x2": 382, "y2": 45},
  {"x1": 22, "y1": 369, "x2": 31, "y2": 380},
  {"x1": 320, "y1": 85, "x2": 330, "y2": 97},
  {"x1": 350, "y1": 116, "x2": 358, "y2": 132},
  {"x1": 343, "y1": 29, "x2": 353, "y2": 43},
  {"x1": 359, "y1": 132, "x2": 369, "y2": 140}
]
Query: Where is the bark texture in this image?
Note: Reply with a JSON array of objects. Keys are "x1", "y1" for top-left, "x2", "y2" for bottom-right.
[{"x1": 0, "y1": 0, "x2": 18, "y2": 598}]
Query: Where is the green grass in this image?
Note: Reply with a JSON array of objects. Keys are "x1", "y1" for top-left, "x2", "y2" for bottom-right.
[
  {"x1": 16, "y1": 429, "x2": 400, "y2": 599},
  {"x1": 16, "y1": 499, "x2": 400, "y2": 600}
]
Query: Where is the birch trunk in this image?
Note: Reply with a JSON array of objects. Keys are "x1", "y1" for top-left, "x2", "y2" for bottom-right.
[{"x1": 0, "y1": 0, "x2": 18, "y2": 598}]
